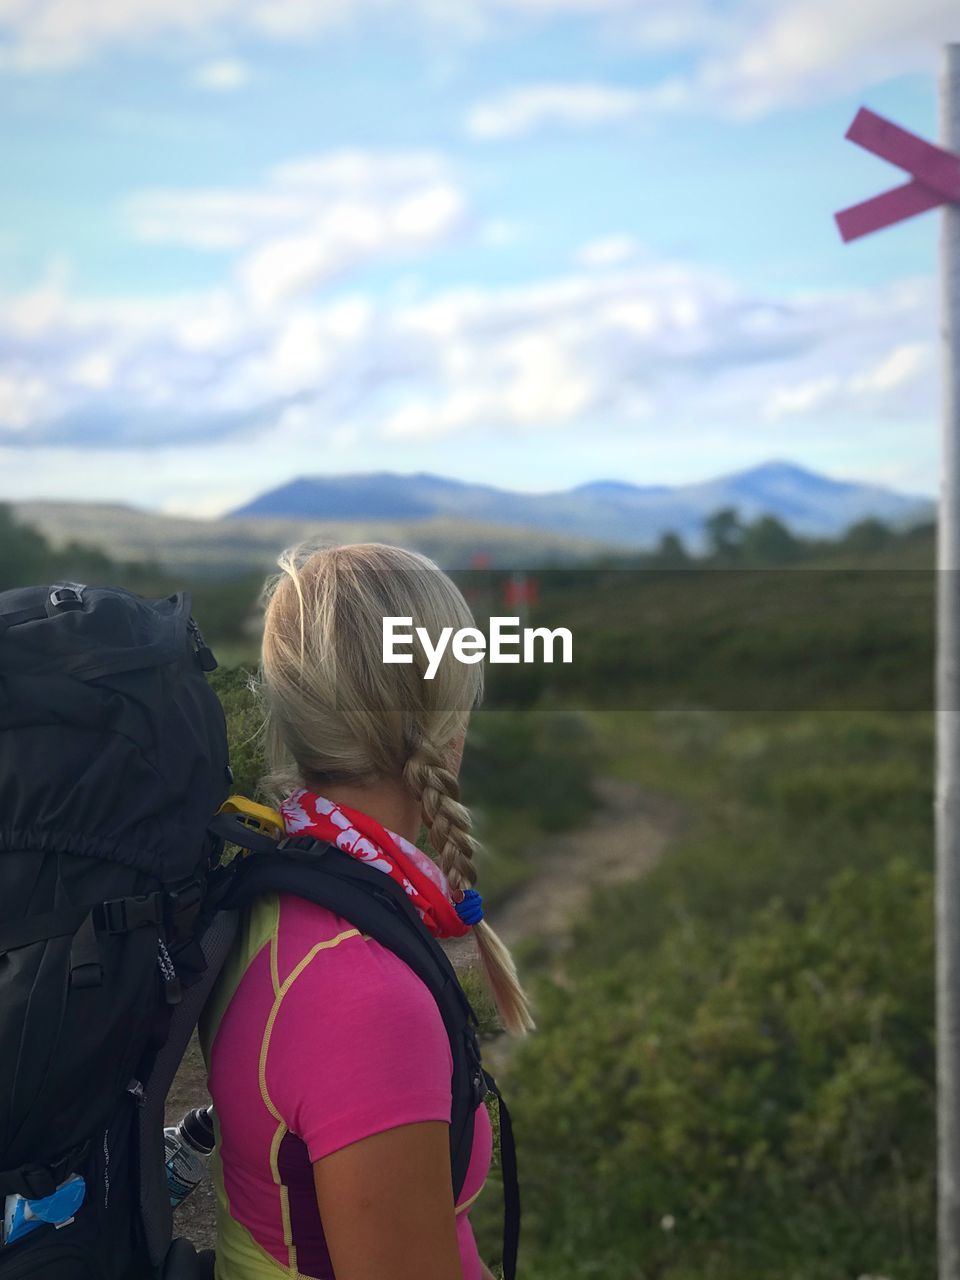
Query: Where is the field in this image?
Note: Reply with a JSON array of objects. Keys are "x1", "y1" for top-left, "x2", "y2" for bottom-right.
[
  {"x1": 171, "y1": 694, "x2": 934, "y2": 1280},
  {"x1": 506, "y1": 708, "x2": 933, "y2": 1279},
  {"x1": 0, "y1": 505, "x2": 937, "y2": 1277},
  {"x1": 200, "y1": 531, "x2": 936, "y2": 1277}
]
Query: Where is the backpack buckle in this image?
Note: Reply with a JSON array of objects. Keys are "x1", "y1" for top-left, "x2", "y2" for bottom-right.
[
  {"x1": 48, "y1": 583, "x2": 85, "y2": 611},
  {"x1": 98, "y1": 892, "x2": 164, "y2": 934},
  {"x1": 0, "y1": 1142, "x2": 90, "y2": 1200}
]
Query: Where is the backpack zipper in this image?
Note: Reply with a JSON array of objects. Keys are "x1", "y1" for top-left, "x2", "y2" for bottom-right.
[
  {"x1": 186, "y1": 617, "x2": 217, "y2": 672},
  {"x1": 465, "y1": 1034, "x2": 489, "y2": 1106},
  {"x1": 157, "y1": 940, "x2": 182, "y2": 1005}
]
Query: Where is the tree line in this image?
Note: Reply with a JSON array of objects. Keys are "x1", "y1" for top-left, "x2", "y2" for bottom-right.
[
  {"x1": 644, "y1": 509, "x2": 931, "y2": 568},
  {"x1": 0, "y1": 504, "x2": 264, "y2": 643},
  {"x1": 0, "y1": 502, "x2": 934, "y2": 643}
]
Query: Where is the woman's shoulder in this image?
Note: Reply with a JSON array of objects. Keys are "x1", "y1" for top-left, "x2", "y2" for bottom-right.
[
  {"x1": 273, "y1": 893, "x2": 446, "y2": 1034},
  {"x1": 265, "y1": 893, "x2": 455, "y2": 1156},
  {"x1": 273, "y1": 889, "x2": 400, "y2": 962},
  {"x1": 274, "y1": 890, "x2": 367, "y2": 958}
]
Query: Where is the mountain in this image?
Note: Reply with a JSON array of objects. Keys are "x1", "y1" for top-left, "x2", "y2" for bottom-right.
[
  {"x1": 10, "y1": 502, "x2": 615, "y2": 576},
  {"x1": 229, "y1": 461, "x2": 933, "y2": 549}
]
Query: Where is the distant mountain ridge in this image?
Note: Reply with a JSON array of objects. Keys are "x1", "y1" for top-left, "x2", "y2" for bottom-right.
[{"x1": 229, "y1": 461, "x2": 933, "y2": 548}]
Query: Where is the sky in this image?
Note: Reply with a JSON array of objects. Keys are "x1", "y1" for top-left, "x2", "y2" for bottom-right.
[{"x1": 0, "y1": 0, "x2": 955, "y2": 516}]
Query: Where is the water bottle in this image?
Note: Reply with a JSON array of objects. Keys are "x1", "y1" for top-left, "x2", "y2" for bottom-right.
[{"x1": 164, "y1": 1107, "x2": 214, "y2": 1208}]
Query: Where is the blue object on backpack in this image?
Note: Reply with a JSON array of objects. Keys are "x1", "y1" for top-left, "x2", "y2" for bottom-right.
[{"x1": 3, "y1": 1175, "x2": 86, "y2": 1247}]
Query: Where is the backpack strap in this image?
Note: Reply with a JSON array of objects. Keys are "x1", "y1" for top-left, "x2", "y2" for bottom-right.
[
  {"x1": 0, "y1": 892, "x2": 166, "y2": 957},
  {"x1": 483, "y1": 1071, "x2": 520, "y2": 1280},
  {"x1": 0, "y1": 1141, "x2": 90, "y2": 1199},
  {"x1": 226, "y1": 840, "x2": 483, "y2": 1196},
  {"x1": 223, "y1": 836, "x2": 519, "y2": 1274}
]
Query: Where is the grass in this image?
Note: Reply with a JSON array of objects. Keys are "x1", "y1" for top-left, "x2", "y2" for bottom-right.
[{"x1": 504, "y1": 707, "x2": 935, "y2": 1279}]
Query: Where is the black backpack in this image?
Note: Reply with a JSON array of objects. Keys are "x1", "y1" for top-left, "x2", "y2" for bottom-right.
[{"x1": 0, "y1": 583, "x2": 519, "y2": 1280}]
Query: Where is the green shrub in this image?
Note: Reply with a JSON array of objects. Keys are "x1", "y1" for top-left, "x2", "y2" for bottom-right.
[
  {"x1": 490, "y1": 709, "x2": 935, "y2": 1278},
  {"x1": 461, "y1": 709, "x2": 599, "y2": 903},
  {"x1": 510, "y1": 858, "x2": 934, "y2": 1280},
  {"x1": 462, "y1": 709, "x2": 599, "y2": 834},
  {"x1": 211, "y1": 665, "x2": 265, "y2": 801}
]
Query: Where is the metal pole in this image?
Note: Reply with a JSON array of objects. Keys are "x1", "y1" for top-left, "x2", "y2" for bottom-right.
[{"x1": 939, "y1": 41, "x2": 960, "y2": 1280}]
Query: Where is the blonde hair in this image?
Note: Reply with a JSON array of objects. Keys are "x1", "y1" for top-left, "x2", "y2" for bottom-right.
[{"x1": 259, "y1": 541, "x2": 533, "y2": 1036}]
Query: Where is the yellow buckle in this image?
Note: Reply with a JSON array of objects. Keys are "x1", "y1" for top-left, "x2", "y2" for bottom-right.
[{"x1": 217, "y1": 795, "x2": 285, "y2": 842}]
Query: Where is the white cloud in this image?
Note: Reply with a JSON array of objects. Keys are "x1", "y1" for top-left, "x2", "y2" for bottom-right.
[
  {"x1": 850, "y1": 341, "x2": 931, "y2": 394},
  {"x1": 126, "y1": 150, "x2": 468, "y2": 307},
  {"x1": 0, "y1": 368, "x2": 58, "y2": 430},
  {"x1": 465, "y1": 81, "x2": 689, "y2": 139},
  {"x1": 1, "y1": 0, "x2": 955, "y2": 124},
  {"x1": 0, "y1": 234, "x2": 936, "y2": 465},
  {"x1": 462, "y1": 0, "x2": 957, "y2": 134},
  {"x1": 0, "y1": 0, "x2": 312, "y2": 70},
  {"x1": 466, "y1": 84, "x2": 642, "y2": 139},
  {"x1": 577, "y1": 235, "x2": 642, "y2": 270},
  {"x1": 699, "y1": 0, "x2": 951, "y2": 118},
  {"x1": 382, "y1": 331, "x2": 597, "y2": 440},
  {"x1": 127, "y1": 152, "x2": 460, "y2": 250},
  {"x1": 191, "y1": 57, "x2": 251, "y2": 91},
  {"x1": 0, "y1": 0, "x2": 691, "y2": 69},
  {"x1": 68, "y1": 350, "x2": 116, "y2": 389},
  {"x1": 695, "y1": 0, "x2": 952, "y2": 117},
  {"x1": 367, "y1": 269, "x2": 935, "y2": 442},
  {"x1": 764, "y1": 341, "x2": 933, "y2": 422},
  {"x1": 764, "y1": 376, "x2": 842, "y2": 421}
]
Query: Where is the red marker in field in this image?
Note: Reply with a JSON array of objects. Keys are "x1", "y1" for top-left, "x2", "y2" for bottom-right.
[
  {"x1": 503, "y1": 572, "x2": 539, "y2": 611},
  {"x1": 834, "y1": 106, "x2": 960, "y2": 241}
]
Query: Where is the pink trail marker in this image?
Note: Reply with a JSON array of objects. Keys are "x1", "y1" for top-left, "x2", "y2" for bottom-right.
[{"x1": 835, "y1": 106, "x2": 960, "y2": 241}]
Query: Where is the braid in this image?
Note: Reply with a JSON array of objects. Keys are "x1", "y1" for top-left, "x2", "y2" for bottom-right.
[
  {"x1": 403, "y1": 742, "x2": 477, "y2": 894},
  {"x1": 405, "y1": 738, "x2": 535, "y2": 1037}
]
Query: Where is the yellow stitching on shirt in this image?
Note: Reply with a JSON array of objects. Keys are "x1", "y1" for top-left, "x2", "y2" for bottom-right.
[
  {"x1": 455, "y1": 1185, "x2": 484, "y2": 1215},
  {"x1": 258, "y1": 926, "x2": 363, "y2": 1120},
  {"x1": 270, "y1": 928, "x2": 280, "y2": 999},
  {"x1": 257, "y1": 927, "x2": 363, "y2": 1276}
]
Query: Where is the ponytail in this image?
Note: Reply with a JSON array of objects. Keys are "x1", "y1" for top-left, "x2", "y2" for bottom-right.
[{"x1": 404, "y1": 738, "x2": 535, "y2": 1036}]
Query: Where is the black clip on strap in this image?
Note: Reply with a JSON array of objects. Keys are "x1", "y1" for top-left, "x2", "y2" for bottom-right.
[
  {"x1": 68, "y1": 891, "x2": 166, "y2": 988},
  {"x1": 209, "y1": 812, "x2": 282, "y2": 858},
  {"x1": 97, "y1": 891, "x2": 165, "y2": 934},
  {"x1": 0, "y1": 1140, "x2": 91, "y2": 1199}
]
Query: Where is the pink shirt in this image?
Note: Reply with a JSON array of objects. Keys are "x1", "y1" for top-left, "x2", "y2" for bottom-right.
[{"x1": 199, "y1": 891, "x2": 493, "y2": 1280}]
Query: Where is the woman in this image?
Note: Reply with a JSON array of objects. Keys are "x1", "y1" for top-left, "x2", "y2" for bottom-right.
[{"x1": 200, "y1": 543, "x2": 533, "y2": 1280}]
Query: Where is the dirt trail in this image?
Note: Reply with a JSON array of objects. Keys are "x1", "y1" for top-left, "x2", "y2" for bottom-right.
[
  {"x1": 445, "y1": 777, "x2": 686, "y2": 1074},
  {"x1": 489, "y1": 777, "x2": 683, "y2": 956},
  {"x1": 166, "y1": 777, "x2": 684, "y2": 1250}
]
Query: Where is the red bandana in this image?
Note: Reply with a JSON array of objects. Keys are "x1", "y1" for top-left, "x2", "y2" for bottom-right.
[{"x1": 279, "y1": 789, "x2": 470, "y2": 940}]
